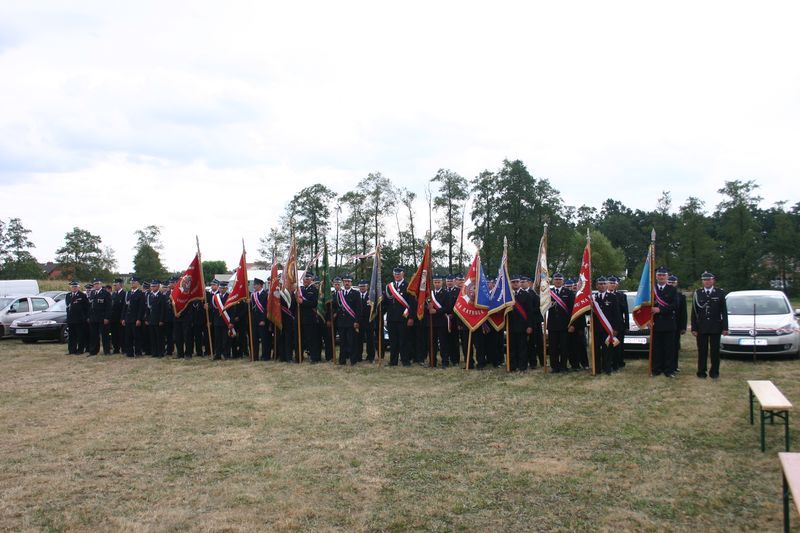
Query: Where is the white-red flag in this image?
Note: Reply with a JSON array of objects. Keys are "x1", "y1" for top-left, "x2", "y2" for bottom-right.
[
  {"x1": 453, "y1": 251, "x2": 490, "y2": 332},
  {"x1": 407, "y1": 239, "x2": 432, "y2": 320},
  {"x1": 569, "y1": 240, "x2": 592, "y2": 325},
  {"x1": 224, "y1": 251, "x2": 249, "y2": 310}
]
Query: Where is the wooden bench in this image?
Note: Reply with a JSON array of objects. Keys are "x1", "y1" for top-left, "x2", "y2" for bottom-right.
[
  {"x1": 779, "y1": 453, "x2": 800, "y2": 532},
  {"x1": 748, "y1": 380, "x2": 792, "y2": 452}
]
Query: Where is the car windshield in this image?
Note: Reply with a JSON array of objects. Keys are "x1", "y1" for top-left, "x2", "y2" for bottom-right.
[
  {"x1": 726, "y1": 294, "x2": 790, "y2": 315},
  {"x1": 0, "y1": 297, "x2": 13, "y2": 310},
  {"x1": 50, "y1": 300, "x2": 67, "y2": 312}
]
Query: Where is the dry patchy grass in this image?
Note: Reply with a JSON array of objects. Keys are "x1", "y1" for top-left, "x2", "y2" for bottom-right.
[{"x1": 1, "y1": 338, "x2": 799, "y2": 531}]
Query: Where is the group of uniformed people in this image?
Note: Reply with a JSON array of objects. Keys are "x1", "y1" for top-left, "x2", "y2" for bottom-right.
[{"x1": 62, "y1": 265, "x2": 729, "y2": 378}]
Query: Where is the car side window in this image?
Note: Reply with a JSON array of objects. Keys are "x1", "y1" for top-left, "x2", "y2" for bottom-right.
[
  {"x1": 13, "y1": 299, "x2": 30, "y2": 313},
  {"x1": 32, "y1": 298, "x2": 49, "y2": 311}
]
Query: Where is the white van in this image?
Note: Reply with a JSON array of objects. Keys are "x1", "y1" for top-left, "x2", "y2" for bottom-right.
[{"x1": 0, "y1": 280, "x2": 40, "y2": 297}]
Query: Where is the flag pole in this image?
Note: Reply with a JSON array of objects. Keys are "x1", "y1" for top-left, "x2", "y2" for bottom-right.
[
  {"x1": 377, "y1": 302, "x2": 383, "y2": 367},
  {"x1": 196, "y1": 236, "x2": 214, "y2": 358},
  {"x1": 505, "y1": 314, "x2": 511, "y2": 372},
  {"x1": 587, "y1": 229, "x2": 597, "y2": 376},
  {"x1": 292, "y1": 230, "x2": 303, "y2": 363},
  {"x1": 541, "y1": 225, "x2": 549, "y2": 374},
  {"x1": 329, "y1": 301, "x2": 336, "y2": 363},
  {"x1": 465, "y1": 330, "x2": 473, "y2": 370},
  {"x1": 648, "y1": 228, "x2": 656, "y2": 377},
  {"x1": 243, "y1": 239, "x2": 255, "y2": 362}
]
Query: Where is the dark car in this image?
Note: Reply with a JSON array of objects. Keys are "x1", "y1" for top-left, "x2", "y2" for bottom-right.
[
  {"x1": 9, "y1": 299, "x2": 68, "y2": 343},
  {"x1": 623, "y1": 291, "x2": 650, "y2": 353}
]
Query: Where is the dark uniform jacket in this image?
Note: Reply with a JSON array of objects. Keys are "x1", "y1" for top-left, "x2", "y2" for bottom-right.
[
  {"x1": 210, "y1": 291, "x2": 229, "y2": 327},
  {"x1": 593, "y1": 291, "x2": 623, "y2": 334},
  {"x1": 430, "y1": 288, "x2": 451, "y2": 328},
  {"x1": 676, "y1": 290, "x2": 688, "y2": 332},
  {"x1": 89, "y1": 288, "x2": 112, "y2": 322},
  {"x1": 652, "y1": 284, "x2": 678, "y2": 332},
  {"x1": 334, "y1": 288, "x2": 362, "y2": 328},
  {"x1": 145, "y1": 291, "x2": 164, "y2": 324},
  {"x1": 509, "y1": 289, "x2": 535, "y2": 332},
  {"x1": 124, "y1": 288, "x2": 145, "y2": 322},
  {"x1": 547, "y1": 286, "x2": 574, "y2": 331},
  {"x1": 299, "y1": 284, "x2": 319, "y2": 325},
  {"x1": 385, "y1": 280, "x2": 415, "y2": 323},
  {"x1": 611, "y1": 290, "x2": 629, "y2": 332},
  {"x1": 66, "y1": 291, "x2": 89, "y2": 324},
  {"x1": 111, "y1": 289, "x2": 126, "y2": 322},
  {"x1": 358, "y1": 290, "x2": 372, "y2": 324},
  {"x1": 690, "y1": 287, "x2": 728, "y2": 334}
]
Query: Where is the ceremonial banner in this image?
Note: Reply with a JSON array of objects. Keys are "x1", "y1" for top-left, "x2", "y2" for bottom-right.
[
  {"x1": 481, "y1": 238, "x2": 515, "y2": 331},
  {"x1": 569, "y1": 241, "x2": 592, "y2": 325},
  {"x1": 282, "y1": 234, "x2": 298, "y2": 295},
  {"x1": 316, "y1": 244, "x2": 331, "y2": 321},
  {"x1": 367, "y1": 243, "x2": 383, "y2": 322},
  {"x1": 224, "y1": 251, "x2": 248, "y2": 310},
  {"x1": 633, "y1": 240, "x2": 655, "y2": 327},
  {"x1": 534, "y1": 225, "x2": 551, "y2": 317},
  {"x1": 171, "y1": 253, "x2": 205, "y2": 317},
  {"x1": 453, "y1": 251, "x2": 490, "y2": 331},
  {"x1": 407, "y1": 239, "x2": 432, "y2": 320},
  {"x1": 266, "y1": 259, "x2": 282, "y2": 330}
]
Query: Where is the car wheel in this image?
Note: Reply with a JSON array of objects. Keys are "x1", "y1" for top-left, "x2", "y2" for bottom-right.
[
  {"x1": 59, "y1": 326, "x2": 68, "y2": 344},
  {"x1": 0, "y1": 325, "x2": 4, "y2": 338},
  {"x1": 22, "y1": 339, "x2": 38, "y2": 344}
]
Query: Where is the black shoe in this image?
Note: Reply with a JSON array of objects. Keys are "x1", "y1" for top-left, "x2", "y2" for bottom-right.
[
  {"x1": 665, "y1": 373, "x2": 675, "y2": 379},
  {"x1": 87, "y1": 353, "x2": 97, "y2": 357},
  {"x1": 697, "y1": 372, "x2": 707, "y2": 379},
  {"x1": 710, "y1": 374, "x2": 719, "y2": 380},
  {"x1": 652, "y1": 371, "x2": 662, "y2": 377}
]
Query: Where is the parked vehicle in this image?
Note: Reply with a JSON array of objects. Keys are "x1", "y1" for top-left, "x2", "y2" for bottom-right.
[
  {"x1": 720, "y1": 290, "x2": 800, "y2": 357},
  {"x1": 623, "y1": 291, "x2": 650, "y2": 353},
  {"x1": 38, "y1": 290, "x2": 68, "y2": 302},
  {"x1": 9, "y1": 299, "x2": 68, "y2": 343},
  {"x1": 0, "y1": 280, "x2": 40, "y2": 297},
  {"x1": 0, "y1": 295, "x2": 55, "y2": 338}
]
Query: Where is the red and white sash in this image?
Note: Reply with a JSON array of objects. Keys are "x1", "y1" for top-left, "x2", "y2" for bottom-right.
[
  {"x1": 550, "y1": 289, "x2": 569, "y2": 313},
  {"x1": 338, "y1": 290, "x2": 357, "y2": 319},
  {"x1": 654, "y1": 287, "x2": 669, "y2": 308},
  {"x1": 592, "y1": 295, "x2": 619, "y2": 346},
  {"x1": 430, "y1": 289, "x2": 443, "y2": 310},
  {"x1": 387, "y1": 282, "x2": 410, "y2": 318},
  {"x1": 252, "y1": 290, "x2": 265, "y2": 314},
  {"x1": 213, "y1": 293, "x2": 237, "y2": 337}
]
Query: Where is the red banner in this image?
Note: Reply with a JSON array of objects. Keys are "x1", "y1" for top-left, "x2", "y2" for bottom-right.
[
  {"x1": 171, "y1": 253, "x2": 205, "y2": 317},
  {"x1": 453, "y1": 252, "x2": 489, "y2": 332},
  {"x1": 407, "y1": 240, "x2": 432, "y2": 320},
  {"x1": 224, "y1": 252, "x2": 249, "y2": 310},
  {"x1": 267, "y1": 260, "x2": 282, "y2": 330},
  {"x1": 569, "y1": 242, "x2": 592, "y2": 325}
]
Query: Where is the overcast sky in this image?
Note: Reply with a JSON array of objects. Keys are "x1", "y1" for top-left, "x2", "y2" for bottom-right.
[{"x1": 1, "y1": 1, "x2": 798, "y2": 272}]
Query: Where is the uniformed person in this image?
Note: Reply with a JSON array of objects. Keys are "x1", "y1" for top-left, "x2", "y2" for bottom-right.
[
  {"x1": 357, "y1": 280, "x2": 376, "y2": 363},
  {"x1": 65, "y1": 280, "x2": 89, "y2": 355},
  {"x1": 211, "y1": 280, "x2": 232, "y2": 358},
  {"x1": 110, "y1": 278, "x2": 126, "y2": 353},
  {"x1": 87, "y1": 278, "x2": 112, "y2": 356},
  {"x1": 141, "y1": 281, "x2": 152, "y2": 354},
  {"x1": 145, "y1": 279, "x2": 164, "y2": 357},
  {"x1": 690, "y1": 271, "x2": 728, "y2": 379},
  {"x1": 334, "y1": 275, "x2": 362, "y2": 365},
  {"x1": 592, "y1": 277, "x2": 623, "y2": 374},
  {"x1": 251, "y1": 278, "x2": 270, "y2": 361},
  {"x1": 567, "y1": 278, "x2": 590, "y2": 369},
  {"x1": 668, "y1": 274, "x2": 688, "y2": 373},
  {"x1": 299, "y1": 272, "x2": 321, "y2": 362},
  {"x1": 161, "y1": 280, "x2": 175, "y2": 356},
  {"x1": 548, "y1": 273, "x2": 575, "y2": 372},
  {"x1": 385, "y1": 267, "x2": 415, "y2": 366},
  {"x1": 123, "y1": 276, "x2": 145, "y2": 357},
  {"x1": 429, "y1": 274, "x2": 451, "y2": 367},
  {"x1": 608, "y1": 276, "x2": 628, "y2": 370},
  {"x1": 445, "y1": 274, "x2": 460, "y2": 366},
  {"x1": 508, "y1": 275, "x2": 534, "y2": 371},
  {"x1": 651, "y1": 267, "x2": 678, "y2": 378}
]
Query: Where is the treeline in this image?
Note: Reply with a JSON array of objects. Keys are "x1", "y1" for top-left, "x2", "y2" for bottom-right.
[
  {"x1": 257, "y1": 159, "x2": 799, "y2": 293},
  {"x1": 2, "y1": 159, "x2": 798, "y2": 293}
]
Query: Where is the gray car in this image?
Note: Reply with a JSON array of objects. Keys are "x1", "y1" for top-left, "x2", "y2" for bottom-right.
[{"x1": 0, "y1": 295, "x2": 56, "y2": 338}]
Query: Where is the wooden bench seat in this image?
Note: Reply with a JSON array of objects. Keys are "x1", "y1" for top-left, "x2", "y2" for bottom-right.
[
  {"x1": 779, "y1": 452, "x2": 800, "y2": 532},
  {"x1": 748, "y1": 380, "x2": 792, "y2": 452}
]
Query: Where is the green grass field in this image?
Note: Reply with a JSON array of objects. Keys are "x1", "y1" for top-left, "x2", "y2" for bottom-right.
[{"x1": 1, "y1": 338, "x2": 798, "y2": 531}]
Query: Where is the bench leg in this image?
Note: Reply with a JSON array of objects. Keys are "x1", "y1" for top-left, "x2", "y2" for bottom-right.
[
  {"x1": 750, "y1": 389, "x2": 755, "y2": 425},
  {"x1": 785, "y1": 472, "x2": 791, "y2": 533},
  {"x1": 786, "y1": 411, "x2": 791, "y2": 452},
  {"x1": 761, "y1": 410, "x2": 767, "y2": 452},
  {"x1": 772, "y1": 411, "x2": 776, "y2": 425}
]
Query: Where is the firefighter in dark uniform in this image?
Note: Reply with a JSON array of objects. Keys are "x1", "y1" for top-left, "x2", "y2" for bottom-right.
[
  {"x1": 566, "y1": 279, "x2": 590, "y2": 369},
  {"x1": 161, "y1": 280, "x2": 175, "y2": 356},
  {"x1": 357, "y1": 280, "x2": 375, "y2": 363},
  {"x1": 299, "y1": 272, "x2": 321, "y2": 362},
  {"x1": 65, "y1": 280, "x2": 89, "y2": 355},
  {"x1": 548, "y1": 273, "x2": 575, "y2": 372},
  {"x1": 205, "y1": 279, "x2": 220, "y2": 356},
  {"x1": 251, "y1": 278, "x2": 270, "y2": 361},
  {"x1": 592, "y1": 277, "x2": 623, "y2": 374},
  {"x1": 320, "y1": 277, "x2": 337, "y2": 362},
  {"x1": 608, "y1": 276, "x2": 628, "y2": 370},
  {"x1": 429, "y1": 274, "x2": 451, "y2": 367},
  {"x1": 123, "y1": 277, "x2": 145, "y2": 357},
  {"x1": 333, "y1": 275, "x2": 362, "y2": 365},
  {"x1": 211, "y1": 281, "x2": 232, "y2": 359},
  {"x1": 144, "y1": 280, "x2": 164, "y2": 357},
  {"x1": 651, "y1": 267, "x2": 678, "y2": 378},
  {"x1": 385, "y1": 267, "x2": 416, "y2": 366},
  {"x1": 110, "y1": 278, "x2": 126, "y2": 353},
  {"x1": 445, "y1": 274, "x2": 460, "y2": 366},
  {"x1": 508, "y1": 275, "x2": 534, "y2": 371},
  {"x1": 668, "y1": 274, "x2": 688, "y2": 373},
  {"x1": 691, "y1": 271, "x2": 728, "y2": 379},
  {"x1": 88, "y1": 278, "x2": 112, "y2": 355}
]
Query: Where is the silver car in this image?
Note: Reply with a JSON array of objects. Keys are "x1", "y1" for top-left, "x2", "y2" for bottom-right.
[
  {"x1": 0, "y1": 295, "x2": 56, "y2": 338},
  {"x1": 720, "y1": 290, "x2": 800, "y2": 357}
]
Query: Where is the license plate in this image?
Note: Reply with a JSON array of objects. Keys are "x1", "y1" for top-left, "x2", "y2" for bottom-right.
[
  {"x1": 625, "y1": 337, "x2": 647, "y2": 344},
  {"x1": 739, "y1": 338, "x2": 768, "y2": 346},
  {"x1": 15, "y1": 328, "x2": 28, "y2": 334}
]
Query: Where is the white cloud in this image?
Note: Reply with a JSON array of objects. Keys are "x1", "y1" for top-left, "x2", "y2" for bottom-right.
[{"x1": 1, "y1": 0, "x2": 799, "y2": 271}]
